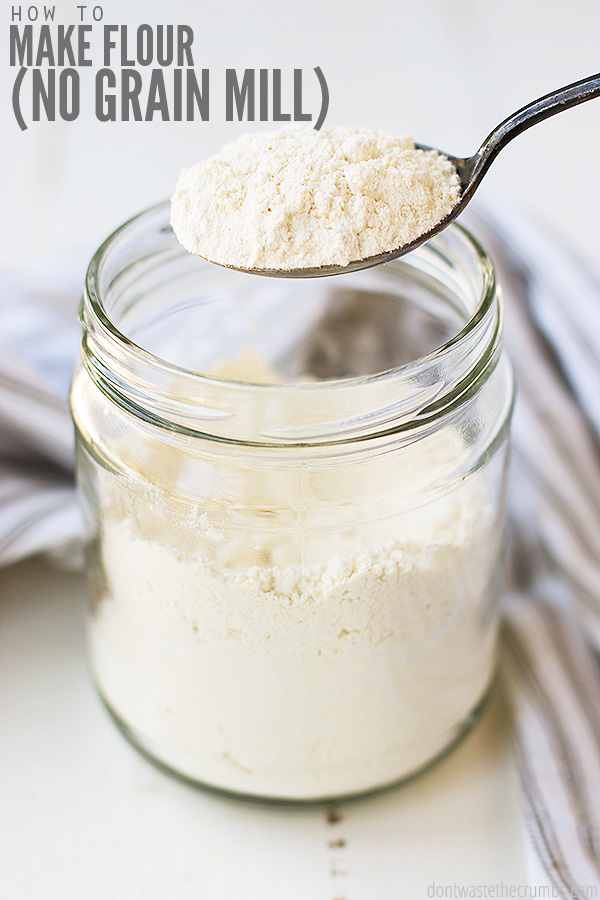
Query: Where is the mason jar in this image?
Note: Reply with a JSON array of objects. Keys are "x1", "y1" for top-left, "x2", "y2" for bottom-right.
[{"x1": 70, "y1": 203, "x2": 515, "y2": 802}]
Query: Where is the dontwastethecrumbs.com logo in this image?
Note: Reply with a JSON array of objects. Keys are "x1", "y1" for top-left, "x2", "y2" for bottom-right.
[
  {"x1": 428, "y1": 884, "x2": 598, "y2": 899},
  {"x1": 8, "y1": 4, "x2": 329, "y2": 130}
]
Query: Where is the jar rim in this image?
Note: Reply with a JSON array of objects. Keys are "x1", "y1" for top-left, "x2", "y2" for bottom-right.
[{"x1": 80, "y1": 201, "x2": 505, "y2": 446}]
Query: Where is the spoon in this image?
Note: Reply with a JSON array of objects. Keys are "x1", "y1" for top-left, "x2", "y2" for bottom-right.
[{"x1": 225, "y1": 72, "x2": 600, "y2": 279}]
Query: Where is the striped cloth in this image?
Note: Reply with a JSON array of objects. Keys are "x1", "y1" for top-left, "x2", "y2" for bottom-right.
[
  {"x1": 0, "y1": 258, "x2": 85, "y2": 567},
  {"x1": 2, "y1": 204, "x2": 600, "y2": 894},
  {"x1": 471, "y1": 205, "x2": 600, "y2": 897}
]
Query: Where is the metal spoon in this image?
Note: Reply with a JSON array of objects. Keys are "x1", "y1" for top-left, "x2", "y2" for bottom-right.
[{"x1": 221, "y1": 72, "x2": 600, "y2": 279}]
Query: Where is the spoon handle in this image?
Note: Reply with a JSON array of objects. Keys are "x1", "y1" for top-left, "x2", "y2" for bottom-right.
[{"x1": 464, "y1": 73, "x2": 600, "y2": 193}]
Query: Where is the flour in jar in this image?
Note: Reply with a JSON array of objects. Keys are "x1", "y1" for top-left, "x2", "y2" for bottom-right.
[
  {"x1": 88, "y1": 424, "x2": 500, "y2": 800},
  {"x1": 170, "y1": 124, "x2": 461, "y2": 270}
]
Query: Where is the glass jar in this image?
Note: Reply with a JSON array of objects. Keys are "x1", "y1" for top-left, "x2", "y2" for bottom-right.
[{"x1": 70, "y1": 203, "x2": 514, "y2": 802}]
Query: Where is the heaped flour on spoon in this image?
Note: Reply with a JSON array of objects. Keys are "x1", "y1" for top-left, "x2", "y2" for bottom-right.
[{"x1": 170, "y1": 124, "x2": 461, "y2": 270}]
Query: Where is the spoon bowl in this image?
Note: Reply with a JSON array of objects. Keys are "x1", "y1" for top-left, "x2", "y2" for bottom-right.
[{"x1": 211, "y1": 72, "x2": 600, "y2": 279}]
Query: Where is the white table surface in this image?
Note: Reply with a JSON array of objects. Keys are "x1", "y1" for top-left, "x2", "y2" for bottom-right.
[{"x1": 0, "y1": 557, "x2": 526, "y2": 899}]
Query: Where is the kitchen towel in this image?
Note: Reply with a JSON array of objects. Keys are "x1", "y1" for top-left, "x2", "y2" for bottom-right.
[
  {"x1": 0, "y1": 258, "x2": 84, "y2": 567},
  {"x1": 1, "y1": 201, "x2": 600, "y2": 897},
  {"x1": 473, "y1": 205, "x2": 600, "y2": 897}
]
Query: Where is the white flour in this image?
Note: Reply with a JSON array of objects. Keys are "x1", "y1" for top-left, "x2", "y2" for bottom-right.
[
  {"x1": 90, "y1": 462, "x2": 498, "y2": 800},
  {"x1": 170, "y1": 124, "x2": 461, "y2": 270}
]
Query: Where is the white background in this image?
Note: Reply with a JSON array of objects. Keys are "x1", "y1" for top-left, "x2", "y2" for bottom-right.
[
  {"x1": 2, "y1": 0, "x2": 600, "y2": 269},
  {"x1": 1, "y1": 1, "x2": 599, "y2": 897}
]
